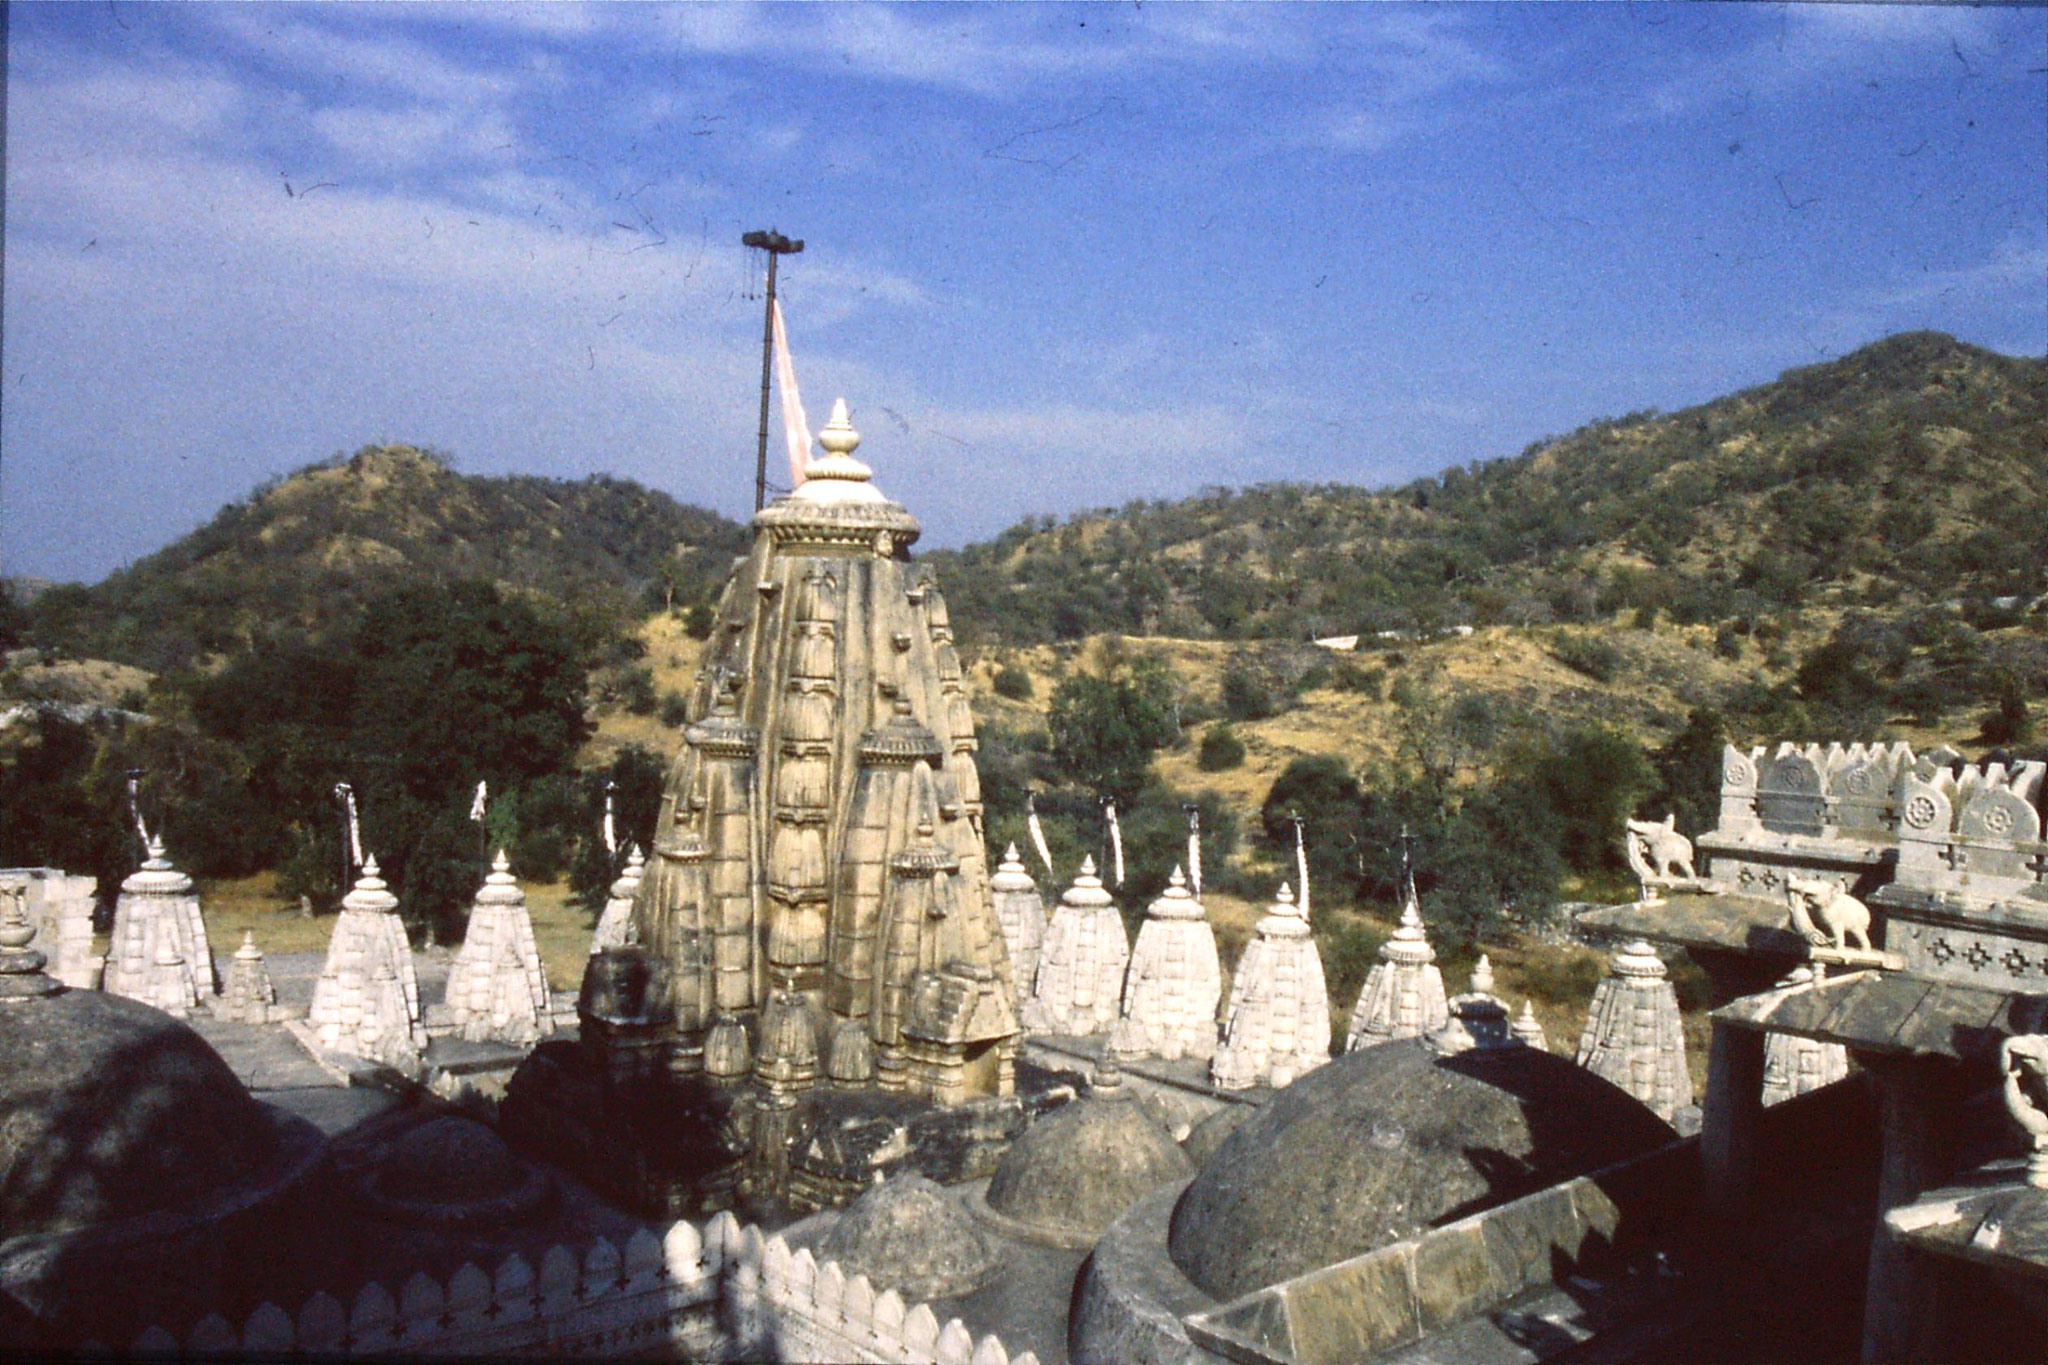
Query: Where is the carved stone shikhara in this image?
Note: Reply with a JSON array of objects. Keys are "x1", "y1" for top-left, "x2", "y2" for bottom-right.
[
  {"x1": 104, "y1": 838, "x2": 216, "y2": 1011},
  {"x1": 1212, "y1": 882, "x2": 1330, "y2": 1090},
  {"x1": 989, "y1": 844, "x2": 1048, "y2": 994},
  {"x1": 516, "y1": 404, "x2": 1027, "y2": 1215},
  {"x1": 589, "y1": 846, "x2": 644, "y2": 955},
  {"x1": 1111, "y1": 867, "x2": 1222, "y2": 1064},
  {"x1": 1021, "y1": 857, "x2": 1129, "y2": 1038},
  {"x1": 446, "y1": 851, "x2": 554, "y2": 1047},
  {"x1": 1345, "y1": 889, "x2": 1448, "y2": 1052},
  {"x1": 309, "y1": 856, "x2": 425, "y2": 1066},
  {"x1": 1574, "y1": 940, "x2": 1692, "y2": 1124}
]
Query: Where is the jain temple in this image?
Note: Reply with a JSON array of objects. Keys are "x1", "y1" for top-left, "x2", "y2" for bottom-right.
[{"x1": 2, "y1": 403, "x2": 2045, "y2": 1363}]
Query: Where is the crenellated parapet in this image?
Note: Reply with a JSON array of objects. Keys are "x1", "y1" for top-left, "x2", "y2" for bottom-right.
[
  {"x1": 1876, "y1": 755, "x2": 2048, "y2": 990},
  {"x1": 108, "y1": 1210, "x2": 1040, "y2": 1365},
  {"x1": 1698, "y1": 741, "x2": 1918, "y2": 903}
]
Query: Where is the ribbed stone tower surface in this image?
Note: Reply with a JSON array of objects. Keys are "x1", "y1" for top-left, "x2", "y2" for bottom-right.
[
  {"x1": 103, "y1": 839, "x2": 216, "y2": 1008},
  {"x1": 589, "y1": 846, "x2": 644, "y2": 954},
  {"x1": 309, "y1": 856, "x2": 424, "y2": 1059},
  {"x1": 446, "y1": 851, "x2": 554, "y2": 1046},
  {"x1": 1111, "y1": 867, "x2": 1222, "y2": 1063},
  {"x1": 989, "y1": 843, "x2": 1048, "y2": 993},
  {"x1": 1020, "y1": 857, "x2": 1130, "y2": 1037},
  {"x1": 1213, "y1": 882, "x2": 1330, "y2": 1091},
  {"x1": 218, "y1": 931, "x2": 277, "y2": 1024},
  {"x1": 623, "y1": 402, "x2": 1017, "y2": 1104},
  {"x1": 1344, "y1": 891, "x2": 1449, "y2": 1052},
  {"x1": 1574, "y1": 939, "x2": 1693, "y2": 1122},
  {"x1": 1760, "y1": 967, "x2": 1849, "y2": 1106}
]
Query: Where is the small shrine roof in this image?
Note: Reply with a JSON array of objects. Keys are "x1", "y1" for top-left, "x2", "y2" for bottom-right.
[
  {"x1": 1712, "y1": 968, "x2": 2026, "y2": 1060},
  {"x1": 1576, "y1": 893, "x2": 1811, "y2": 959}
]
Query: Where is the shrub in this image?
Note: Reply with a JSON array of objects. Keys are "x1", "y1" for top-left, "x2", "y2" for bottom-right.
[
  {"x1": 1260, "y1": 755, "x2": 1366, "y2": 900},
  {"x1": 681, "y1": 602, "x2": 716, "y2": 640},
  {"x1": 1552, "y1": 635, "x2": 1623, "y2": 683},
  {"x1": 992, "y1": 665, "x2": 1033, "y2": 701},
  {"x1": 617, "y1": 665, "x2": 658, "y2": 716},
  {"x1": 1220, "y1": 655, "x2": 1280, "y2": 722},
  {"x1": 1328, "y1": 663, "x2": 1386, "y2": 700},
  {"x1": 1982, "y1": 680, "x2": 2034, "y2": 746},
  {"x1": 1197, "y1": 724, "x2": 1246, "y2": 771},
  {"x1": 658, "y1": 690, "x2": 690, "y2": 726}
]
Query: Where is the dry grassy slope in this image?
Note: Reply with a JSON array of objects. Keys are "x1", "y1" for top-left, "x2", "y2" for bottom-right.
[
  {"x1": 0, "y1": 655, "x2": 155, "y2": 707},
  {"x1": 965, "y1": 621, "x2": 1795, "y2": 817},
  {"x1": 582, "y1": 613, "x2": 709, "y2": 764}
]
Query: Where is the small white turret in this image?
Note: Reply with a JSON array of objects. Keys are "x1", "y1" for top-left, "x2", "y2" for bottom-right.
[
  {"x1": 1344, "y1": 890, "x2": 1448, "y2": 1052},
  {"x1": 1112, "y1": 867, "x2": 1223, "y2": 1063},
  {"x1": 1020, "y1": 857, "x2": 1130, "y2": 1037},
  {"x1": 446, "y1": 850, "x2": 553, "y2": 1046},
  {"x1": 1213, "y1": 882, "x2": 1330, "y2": 1091}
]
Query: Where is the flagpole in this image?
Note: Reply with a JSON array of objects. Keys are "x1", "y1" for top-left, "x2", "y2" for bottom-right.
[{"x1": 743, "y1": 229, "x2": 804, "y2": 512}]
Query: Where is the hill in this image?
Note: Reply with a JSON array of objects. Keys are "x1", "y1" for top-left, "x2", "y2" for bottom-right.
[
  {"x1": 926, "y1": 332, "x2": 2047, "y2": 646},
  {"x1": 25, "y1": 446, "x2": 750, "y2": 673}
]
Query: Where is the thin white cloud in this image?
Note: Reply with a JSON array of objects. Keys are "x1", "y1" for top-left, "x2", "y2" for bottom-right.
[
  {"x1": 1861, "y1": 236, "x2": 2048, "y2": 313},
  {"x1": 1623, "y1": 2, "x2": 2011, "y2": 125}
]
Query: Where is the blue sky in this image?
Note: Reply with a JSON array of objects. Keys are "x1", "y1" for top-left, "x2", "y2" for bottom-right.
[{"x1": 4, "y1": 2, "x2": 2042, "y2": 584}]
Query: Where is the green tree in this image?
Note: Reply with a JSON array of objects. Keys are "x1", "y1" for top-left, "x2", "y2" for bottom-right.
[
  {"x1": 1645, "y1": 708, "x2": 1726, "y2": 839},
  {"x1": 1259, "y1": 755, "x2": 1367, "y2": 901},
  {"x1": 1506, "y1": 726, "x2": 1655, "y2": 875},
  {"x1": 1045, "y1": 668, "x2": 1178, "y2": 803},
  {"x1": 991, "y1": 666, "x2": 1033, "y2": 701},
  {"x1": 1197, "y1": 724, "x2": 1245, "y2": 771}
]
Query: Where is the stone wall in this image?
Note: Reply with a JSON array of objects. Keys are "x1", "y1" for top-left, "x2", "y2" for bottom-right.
[
  {"x1": 0, "y1": 868, "x2": 98, "y2": 990},
  {"x1": 105, "y1": 1209, "x2": 1037, "y2": 1365}
]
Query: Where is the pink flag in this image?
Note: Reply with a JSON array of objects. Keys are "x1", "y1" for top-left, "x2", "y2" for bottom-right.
[{"x1": 771, "y1": 298, "x2": 812, "y2": 488}]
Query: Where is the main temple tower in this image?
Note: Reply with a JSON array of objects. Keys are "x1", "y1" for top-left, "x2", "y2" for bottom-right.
[{"x1": 509, "y1": 402, "x2": 1037, "y2": 1216}]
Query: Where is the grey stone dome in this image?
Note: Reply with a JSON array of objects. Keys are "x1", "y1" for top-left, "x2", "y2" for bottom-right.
[
  {"x1": 0, "y1": 987, "x2": 285, "y2": 1238},
  {"x1": 982, "y1": 1063, "x2": 1192, "y2": 1247},
  {"x1": 1168, "y1": 1037, "x2": 1678, "y2": 1301},
  {"x1": 816, "y1": 1174, "x2": 998, "y2": 1300},
  {"x1": 365, "y1": 1116, "x2": 550, "y2": 1228},
  {"x1": 1181, "y1": 1102, "x2": 1256, "y2": 1167}
]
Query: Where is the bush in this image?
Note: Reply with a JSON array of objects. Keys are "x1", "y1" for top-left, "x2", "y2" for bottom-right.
[
  {"x1": 1982, "y1": 680, "x2": 2034, "y2": 746},
  {"x1": 992, "y1": 666, "x2": 1033, "y2": 701},
  {"x1": 1260, "y1": 755, "x2": 1366, "y2": 900},
  {"x1": 616, "y1": 666, "x2": 658, "y2": 716},
  {"x1": 1197, "y1": 724, "x2": 1245, "y2": 771},
  {"x1": 1552, "y1": 635, "x2": 1623, "y2": 683},
  {"x1": 1328, "y1": 663, "x2": 1386, "y2": 700},
  {"x1": 1220, "y1": 655, "x2": 1280, "y2": 722},
  {"x1": 681, "y1": 602, "x2": 716, "y2": 640},
  {"x1": 658, "y1": 690, "x2": 690, "y2": 726},
  {"x1": 1317, "y1": 920, "x2": 1383, "y2": 1041}
]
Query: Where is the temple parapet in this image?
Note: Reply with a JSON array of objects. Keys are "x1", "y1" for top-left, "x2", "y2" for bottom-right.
[
  {"x1": 1875, "y1": 755, "x2": 2047, "y2": 990},
  {"x1": 1697, "y1": 742, "x2": 1915, "y2": 903}
]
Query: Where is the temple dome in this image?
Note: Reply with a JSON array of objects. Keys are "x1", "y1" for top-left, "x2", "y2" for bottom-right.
[
  {"x1": 979, "y1": 1058, "x2": 1192, "y2": 1247},
  {"x1": 816, "y1": 1174, "x2": 999, "y2": 1300},
  {"x1": 0, "y1": 987, "x2": 286, "y2": 1238},
  {"x1": 1167, "y1": 1037, "x2": 1678, "y2": 1301},
  {"x1": 364, "y1": 1115, "x2": 550, "y2": 1228}
]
